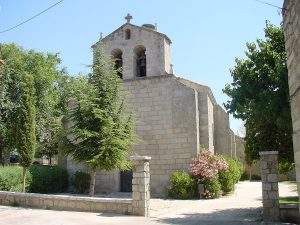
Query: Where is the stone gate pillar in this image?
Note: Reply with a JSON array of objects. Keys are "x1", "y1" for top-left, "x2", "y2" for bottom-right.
[
  {"x1": 130, "y1": 155, "x2": 151, "y2": 217},
  {"x1": 260, "y1": 151, "x2": 280, "y2": 222}
]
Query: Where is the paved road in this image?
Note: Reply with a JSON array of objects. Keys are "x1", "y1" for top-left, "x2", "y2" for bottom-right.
[{"x1": 0, "y1": 182, "x2": 297, "y2": 225}]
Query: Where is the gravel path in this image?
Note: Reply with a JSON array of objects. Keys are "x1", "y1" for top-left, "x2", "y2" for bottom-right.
[{"x1": 0, "y1": 181, "x2": 297, "y2": 225}]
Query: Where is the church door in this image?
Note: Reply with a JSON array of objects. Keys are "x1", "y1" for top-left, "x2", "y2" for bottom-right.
[{"x1": 120, "y1": 170, "x2": 133, "y2": 192}]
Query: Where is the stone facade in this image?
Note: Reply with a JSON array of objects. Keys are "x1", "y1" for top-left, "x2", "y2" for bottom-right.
[
  {"x1": 283, "y1": 0, "x2": 300, "y2": 203},
  {"x1": 123, "y1": 76, "x2": 200, "y2": 195},
  {"x1": 67, "y1": 158, "x2": 120, "y2": 193},
  {"x1": 213, "y1": 105, "x2": 245, "y2": 159},
  {"x1": 260, "y1": 151, "x2": 280, "y2": 222},
  {"x1": 66, "y1": 16, "x2": 245, "y2": 196}
]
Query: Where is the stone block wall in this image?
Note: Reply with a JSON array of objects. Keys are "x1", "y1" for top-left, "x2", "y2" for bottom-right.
[
  {"x1": 66, "y1": 158, "x2": 120, "y2": 193},
  {"x1": 95, "y1": 23, "x2": 172, "y2": 80},
  {"x1": 234, "y1": 135, "x2": 245, "y2": 162},
  {"x1": 213, "y1": 104, "x2": 245, "y2": 162},
  {"x1": 131, "y1": 156, "x2": 151, "y2": 216},
  {"x1": 197, "y1": 92, "x2": 214, "y2": 152},
  {"x1": 213, "y1": 105, "x2": 231, "y2": 155},
  {"x1": 123, "y1": 75, "x2": 245, "y2": 195},
  {"x1": 260, "y1": 151, "x2": 280, "y2": 222},
  {"x1": 64, "y1": 74, "x2": 246, "y2": 195},
  {"x1": 124, "y1": 75, "x2": 199, "y2": 196},
  {"x1": 175, "y1": 77, "x2": 218, "y2": 153},
  {"x1": 283, "y1": 0, "x2": 300, "y2": 201},
  {"x1": 0, "y1": 155, "x2": 152, "y2": 217},
  {"x1": 0, "y1": 192, "x2": 132, "y2": 215}
]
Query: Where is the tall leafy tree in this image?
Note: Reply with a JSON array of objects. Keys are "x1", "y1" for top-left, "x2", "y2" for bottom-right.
[
  {"x1": 36, "y1": 118, "x2": 63, "y2": 165},
  {"x1": 0, "y1": 44, "x2": 64, "y2": 163},
  {"x1": 223, "y1": 23, "x2": 293, "y2": 165},
  {"x1": 15, "y1": 73, "x2": 36, "y2": 192},
  {"x1": 0, "y1": 53, "x2": 9, "y2": 165},
  {"x1": 0, "y1": 44, "x2": 24, "y2": 165},
  {"x1": 65, "y1": 47, "x2": 135, "y2": 196}
]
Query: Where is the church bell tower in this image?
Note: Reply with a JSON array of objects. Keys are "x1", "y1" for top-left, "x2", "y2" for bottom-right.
[{"x1": 92, "y1": 14, "x2": 172, "y2": 80}]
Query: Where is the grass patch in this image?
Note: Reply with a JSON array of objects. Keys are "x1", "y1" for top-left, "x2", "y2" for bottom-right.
[{"x1": 279, "y1": 196, "x2": 299, "y2": 204}]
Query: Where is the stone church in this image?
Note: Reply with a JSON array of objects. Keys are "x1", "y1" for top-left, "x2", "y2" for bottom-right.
[{"x1": 66, "y1": 14, "x2": 244, "y2": 196}]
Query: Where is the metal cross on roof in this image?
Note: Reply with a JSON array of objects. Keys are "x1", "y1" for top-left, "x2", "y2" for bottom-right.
[{"x1": 125, "y1": 13, "x2": 132, "y2": 23}]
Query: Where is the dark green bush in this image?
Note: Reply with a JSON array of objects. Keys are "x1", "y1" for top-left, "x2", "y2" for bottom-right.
[
  {"x1": 279, "y1": 160, "x2": 295, "y2": 174},
  {"x1": 251, "y1": 174, "x2": 261, "y2": 181},
  {"x1": 167, "y1": 171, "x2": 198, "y2": 199},
  {"x1": 240, "y1": 171, "x2": 249, "y2": 181},
  {"x1": 218, "y1": 157, "x2": 243, "y2": 194},
  {"x1": 202, "y1": 178, "x2": 221, "y2": 199},
  {"x1": 73, "y1": 171, "x2": 90, "y2": 194},
  {"x1": 29, "y1": 165, "x2": 68, "y2": 193},
  {"x1": 0, "y1": 166, "x2": 32, "y2": 192},
  {"x1": 0, "y1": 165, "x2": 68, "y2": 193}
]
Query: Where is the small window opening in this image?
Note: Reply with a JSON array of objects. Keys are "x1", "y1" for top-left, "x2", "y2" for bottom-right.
[
  {"x1": 125, "y1": 29, "x2": 131, "y2": 40},
  {"x1": 111, "y1": 49, "x2": 123, "y2": 79},
  {"x1": 135, "y1": 46, "x2": 146, "y2": 77}
]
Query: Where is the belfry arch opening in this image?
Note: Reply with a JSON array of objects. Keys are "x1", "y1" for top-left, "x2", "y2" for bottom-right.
[
  {"x1": 134, "y1": 45, "x2": 146, "y2": 77},
  {"x1": 111, "y1": 49, "x2": 123, "y2": 79},
  {"x1": 125, "y1": 29, "x2": 131, "y2": 40}
]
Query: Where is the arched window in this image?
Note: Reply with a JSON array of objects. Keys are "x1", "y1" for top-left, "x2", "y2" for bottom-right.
[
  {"x1": 134, "y1": 46, "x2": 146, "y2": 77},
  {"x1": 111, "y1": 49, "x2": 123, "y2": 79},
  {"x1": 125, "y1": 29, "x2": 131, "y2": 40}
]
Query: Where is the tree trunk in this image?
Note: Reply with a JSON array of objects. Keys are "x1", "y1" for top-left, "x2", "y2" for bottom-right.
[
  {"x1": 89, "y1": 170, "x2": 96, "y2": 197},
  {"x1": 49, "y1": 157, "x2": 52, "y2": 165},
  {"x1": 22, "y1": 167, "x2": 27, "y2": 193}
]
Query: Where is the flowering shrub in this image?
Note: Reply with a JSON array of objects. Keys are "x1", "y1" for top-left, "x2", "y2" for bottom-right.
[{"x1": 190, "y1": 150, "x2": 228, "y2": 181}]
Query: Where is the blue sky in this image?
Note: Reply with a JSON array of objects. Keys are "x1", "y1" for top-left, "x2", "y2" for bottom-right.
[{"x1": 0, "y1": 0, "x2": 283, "y2": 134}]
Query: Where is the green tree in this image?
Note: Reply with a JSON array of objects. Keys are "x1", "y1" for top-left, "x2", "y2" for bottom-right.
[
  {"x1": 0, "y1": 44, "x2": 65, "y2": 163},
  {"x1": 223, "y1": 23, "x2": 293, "y2": 165},
  {"x1": 65, "y1": 47, "x2": 135, "y2": 196},
  {"x1": 36, "y1": 118, "x2": 63, "y2": 165},
  {"x1": 15, "y1": 73, "x2": 36, "y2": 192},
  {"x1": 0, "y1": 54, "x2": 11, "y2": 165}
]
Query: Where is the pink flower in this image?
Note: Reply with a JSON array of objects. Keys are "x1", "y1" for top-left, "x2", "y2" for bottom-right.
[{"x1": 190, "y1": 149, "x2": 229, "y2": 181}]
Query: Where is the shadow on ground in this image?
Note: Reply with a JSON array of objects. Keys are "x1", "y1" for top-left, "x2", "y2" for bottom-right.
[{"x1": 154, "y1": 207, "x2": 263, "y2": 225}]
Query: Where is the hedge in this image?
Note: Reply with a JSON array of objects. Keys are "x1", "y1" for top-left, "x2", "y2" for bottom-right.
[
  {"x1": 29, "y1": 165, "x2": 68, "y2": 193},
  {"x1": 0, "y1": 165, "x2": 68, "y2": 193},
  {"x1": 167, "y1": 171, "x2": 198, "y2": 199},
  {"x1": 73, "y1": 171, "x2": 90, "y2": 194},
  {"x1": 218, "y1": 157, "x2": 243, "y2": 194}
]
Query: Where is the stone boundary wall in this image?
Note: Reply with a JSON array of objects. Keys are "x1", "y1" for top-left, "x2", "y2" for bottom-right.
[
  {"x1": 260, "y1": 151, "x2": 280, "y2": 222},
  {"x1": 0, "y1": 155, "x2": 151, "y2": 217},
  {"x1": 0, "y1": 192, "x2": 132, "y2": 215},
  {"x1": 280, "y1": 204, "x2": 300, "y2": 224}
]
